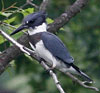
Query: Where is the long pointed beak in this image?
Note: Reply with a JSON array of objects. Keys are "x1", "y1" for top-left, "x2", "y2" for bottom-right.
[{"x1": 10, "y1": 25, "x2": 28, "y2": 36}]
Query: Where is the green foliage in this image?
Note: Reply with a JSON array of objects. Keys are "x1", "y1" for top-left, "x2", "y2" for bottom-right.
[
  {"x1": 21, "y1": 8, "x2": 34, "y2": 16},
  {"x1": 46, "y1": 18, "x2": 54, "y2": 24},
  {"x1": 0, "y1": 35, "x2": 4, "y2": 44},
  {"x1": 4, "y1": 12, "x2": 24, "y2": 25},
  {"x1": 0, "y1": 12, "x2": 7, "y2": 20},
  {"x1": 0, "y1": 0, "x2": 100, "y2": 93}
]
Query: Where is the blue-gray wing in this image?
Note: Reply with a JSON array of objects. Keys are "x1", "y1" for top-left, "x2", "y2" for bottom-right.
[{"x1": 41, "y1": 32, "x2": 74, "y2": 64}]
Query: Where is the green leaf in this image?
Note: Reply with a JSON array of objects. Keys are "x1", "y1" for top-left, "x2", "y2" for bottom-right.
[
  {"x1": 60, "y1": 27, "x2": 64, "y2": 31},
  {"x1": 46, "y1": 18, "x2": 54, "y2": 24},
  {"x1": 0, "y1": 12, "x2": 6, "y2": 20},
  {"x1": 21, "y1": 8, "x2": 34, "y2": 16},
  {"x1": 0, "y1": 12, "x2": 12, "y2": 17},
  {"x1": 4, "y1": 12, "x2": 24, "y2": 25},
  {"x1": 0, "y1": 35, "x2": 4, "y2": 44}
]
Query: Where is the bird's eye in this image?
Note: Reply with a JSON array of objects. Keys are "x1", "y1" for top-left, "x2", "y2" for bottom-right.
[
  {"x1": 26, "y1": 21, "x2": 29, "y2": 24},
  {"x1": 25, "y1": 20, "x2": 35, "y2": 24}
]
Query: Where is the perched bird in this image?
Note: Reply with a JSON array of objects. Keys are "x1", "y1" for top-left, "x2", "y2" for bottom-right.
[{"x1": 10, "y1": 11, "x2": 93, "y2": 83}]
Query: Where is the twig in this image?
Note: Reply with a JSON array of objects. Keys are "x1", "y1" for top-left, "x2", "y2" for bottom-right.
[
  {"x1": 0, "y1": 29, "x2": 65, "y2": 93},
  {"x1": 1, "y1": 0, "x2": 4, "y2": 12},
  {"x1": 0, "y1": 22, "x2": 28, "y2": 35},
  {"x1": 27, "y1": 0, "x2": 39, "y2": 9},
  {"x1": 1, "y1": 2, "x2": 17, "y2": 12},
  {"x1": 39, "y1": 0, "x2": 49, "y2": 11},
  {"x1": 0, "y1": 30, "x2": 30, "y2": 55},
  {"x1": 15, "y1": 0, "x2": 39, "y2": 11},
  {"x1": 40, "y1": 61, "x2": 65, "y2": 93},
  {"x1": 0, "y1": 22, "x2": 16, "y2": 29},
  {"x1": 66, "y1": 72, "x2": 99, "y2": 92},
  {"x1": 20, "y1": 3, "x2": 29, "y2": 9},
  {"x1": 20, "y1": 0, "x2": 39, "y2": 9}
]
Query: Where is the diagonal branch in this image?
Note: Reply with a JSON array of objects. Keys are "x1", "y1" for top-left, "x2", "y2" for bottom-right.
[
  {"x1": 20, "y1": 0, "x2": 39, "y2": 9},
  {"x1": 48, "y1": 0, "x2": 88, "y2": 32},
  {"x1": 27, "y1": 0, "x2": 39, "y2": 9},
  {"x1": 40, "y1": 61, "x2": 65, "y2": 93},
  {"x1": 66, "y1": 72, "x2": 99, "y2": 92},
  {"x1": 1, "y1": 2, "x2": 17, "y2": 12}
]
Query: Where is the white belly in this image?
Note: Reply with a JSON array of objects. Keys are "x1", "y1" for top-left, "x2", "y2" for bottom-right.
[
  {"x1": 29, "y1": 40, "x2": 78, "y2": 74},
  {"x1": 35, "y1": 40, "x2": 57, "y2": 66}
]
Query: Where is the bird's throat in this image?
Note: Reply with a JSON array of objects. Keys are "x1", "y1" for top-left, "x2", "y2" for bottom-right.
[{"x1": 28, "y1": 23, "x2": 47, "y2": 35}]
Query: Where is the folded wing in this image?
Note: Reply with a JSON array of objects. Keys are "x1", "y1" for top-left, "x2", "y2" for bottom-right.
[{"x1": 41, "y1": 32, "x2": 74, "y2": 64}]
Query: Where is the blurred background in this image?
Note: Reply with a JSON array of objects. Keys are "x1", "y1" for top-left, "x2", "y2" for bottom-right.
[{"x1": 0, "y1": 0, "x2": 100, "y2": 93}]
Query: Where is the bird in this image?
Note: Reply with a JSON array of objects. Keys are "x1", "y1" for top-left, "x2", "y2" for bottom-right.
[{"x1": 10, "y1": 11, "x2": 93, "y2": 83}]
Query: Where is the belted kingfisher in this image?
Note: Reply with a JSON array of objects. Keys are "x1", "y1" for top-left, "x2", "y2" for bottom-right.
[{"x1": 10, "y1": 11, "x2": 93, "y2": 83}]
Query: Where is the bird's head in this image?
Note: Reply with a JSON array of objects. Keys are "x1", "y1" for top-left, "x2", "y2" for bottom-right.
[{"x1": 10, "y1": 11, "x2": 47, "y2": 35}]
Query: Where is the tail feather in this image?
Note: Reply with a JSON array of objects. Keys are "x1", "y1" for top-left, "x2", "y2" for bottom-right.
[
  {"x1": 71, "y1": 64, "x2": 93, "y2": 83},
  {"x1": 79, "y1": 71, "x2": 93, "y2": 83}
]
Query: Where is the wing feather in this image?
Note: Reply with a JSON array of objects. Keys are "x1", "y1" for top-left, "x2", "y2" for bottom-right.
[{"x1": 41, "y1": 32, "x2": 74, "y2": 64}]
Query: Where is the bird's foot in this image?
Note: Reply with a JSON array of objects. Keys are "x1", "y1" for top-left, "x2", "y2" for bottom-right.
[
  {"x1": 20, "y1": 45, "x2": 30, "y2": 55},
  {"x1": 46, "y1": 63, "x2": 56, "y2": 72},
  {"x1": 50, "y1": 62, "x2": 56, "y2": 69}
]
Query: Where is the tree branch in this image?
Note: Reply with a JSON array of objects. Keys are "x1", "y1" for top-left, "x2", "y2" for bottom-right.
[
  {"x1": 48, "y1": 0, "x2": 88, "y2": 32},
  {"x1": 66, "y1": 72, "x2": 99, "y2": 92},
  {"x1": 20, "y1": 0, "x2": 39, "y2": 9},
  {"x1": 40, "y1": 61, "x2": 65, "y2": 93},
  {"x1": 39, "y1": 0, "x2": 49, "y2": 11},
  {"x1": 27, "y1": 0, "x2": 39, "y2": 9}
]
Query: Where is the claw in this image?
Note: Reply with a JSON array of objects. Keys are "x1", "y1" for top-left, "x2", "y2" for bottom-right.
[
  {"x1": 20, "y1": 46, "x2": 30, "y2": 55},
  {"x1": 50, "y1": 61, "x2": 56, "y2": 69}
]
